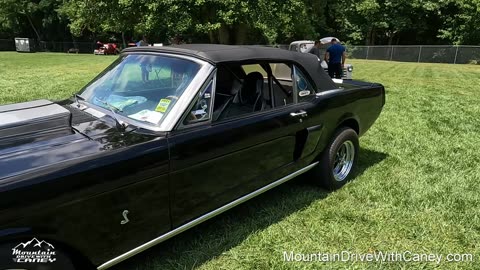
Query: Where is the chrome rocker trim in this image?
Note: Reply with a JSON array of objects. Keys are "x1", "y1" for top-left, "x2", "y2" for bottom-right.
[{"x1": 97, "y1": 161, "x2": 319, "y2": 270}]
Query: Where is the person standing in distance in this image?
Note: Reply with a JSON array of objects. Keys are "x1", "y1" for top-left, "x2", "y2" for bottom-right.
[
  {"x1": 308, "y1": 40, "x2": 322, "y2": 59},
  {"x1": 136, "y1": 36, "x2": 149, "y2": 46},
  {"x1": 324, "y1": 38, "x2": 346, "y2": 79}
]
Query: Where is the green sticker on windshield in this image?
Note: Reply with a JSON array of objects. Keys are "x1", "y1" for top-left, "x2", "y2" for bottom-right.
[{"x1": 155, "y1": 98, "x2": 172, "y2": 113}]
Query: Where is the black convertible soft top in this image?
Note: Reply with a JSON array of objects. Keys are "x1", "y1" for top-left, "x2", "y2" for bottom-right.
[{"x1": 123, "y1": 44, "x2": 336, "y2": 91}]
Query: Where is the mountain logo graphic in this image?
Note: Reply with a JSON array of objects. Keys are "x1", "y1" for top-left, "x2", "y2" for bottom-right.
[
  {"x1": 13, "y1": 238, "x2": 55, "y2": 249},
  {"x1": 12, "y1": 238, "x2": 56, "y2": 263}
]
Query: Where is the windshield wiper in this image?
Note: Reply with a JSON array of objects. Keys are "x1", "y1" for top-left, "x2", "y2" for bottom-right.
[
  {"x1": 94, "y1": 97, "x2": 127, "y2": 131},
  {"x1": 73, "y1": 93, "x2": 86, "y2": 108}
]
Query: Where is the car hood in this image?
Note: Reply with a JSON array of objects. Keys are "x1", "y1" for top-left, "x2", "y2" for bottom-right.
[{"x1": 0, "y1": 100, "x2": 162, "y2": 183}]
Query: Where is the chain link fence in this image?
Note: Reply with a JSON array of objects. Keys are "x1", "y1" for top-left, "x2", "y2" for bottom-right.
[
  {"x1": 0, "y1": 39, "x2": 98, "y2": 53},
  {"x1": 0, "y1": 39, "x2": 15, "y2": 51},
  {"x1": 38, "y1": 41, "x2": 97, "y2": 53},
  {"x1": 1, "y1": 40, "x2": 289, "y2": 53},
  {"x1": 347, "y1": 45, "x2": 480, "y2": 64},
  {"x1": 1, "y1": 39, "x2": 479, "y2": 64}
]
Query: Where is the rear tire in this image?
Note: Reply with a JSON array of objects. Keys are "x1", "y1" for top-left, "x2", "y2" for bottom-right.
[{"x1": 311, "y1": 127, "x2": 359, "y2": 190}]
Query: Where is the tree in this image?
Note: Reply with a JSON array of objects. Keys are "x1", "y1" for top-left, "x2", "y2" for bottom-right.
[
  {"x1": 2, "y1": 0, "x2": 480, "y2": 45},
  {"x1": 436, "y1": 0, "x2": 480, "y2": 44},
  {"x1": 58, "y1": 0, "x2": 148, "y2": 46},
  {"x1": 140, "y1": 0, "x2": 318, "y2": 45},
  {"x1": 0, "y1": 0, "x2": 43, "y2": 40}
]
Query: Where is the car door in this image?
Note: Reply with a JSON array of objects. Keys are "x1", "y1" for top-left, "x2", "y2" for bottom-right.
[{"x1": 167, "y1": 63, "x2": 316, "y2": 227}]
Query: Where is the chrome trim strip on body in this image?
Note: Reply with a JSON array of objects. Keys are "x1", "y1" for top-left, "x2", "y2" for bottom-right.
[
  {"x1": 316, "y1": 88, "x2": 344, "y2": 97},
  {"x1": 97, "y1": 161, "x2": 319, "y2": 270}
]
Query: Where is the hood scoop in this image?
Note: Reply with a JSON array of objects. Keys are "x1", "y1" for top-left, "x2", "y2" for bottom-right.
[{"x1": 0, "y1": 100, "x2": 73, "y2": 148}]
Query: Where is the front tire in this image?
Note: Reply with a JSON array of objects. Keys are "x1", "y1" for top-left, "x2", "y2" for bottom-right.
[{"x1": 311, "y1": 127, "x2": 359, "y2": 190}]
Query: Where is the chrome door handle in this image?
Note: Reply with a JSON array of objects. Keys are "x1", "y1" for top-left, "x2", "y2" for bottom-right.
[{"x1": 290, "y1": 110, "x2": 307, "y2": 117}]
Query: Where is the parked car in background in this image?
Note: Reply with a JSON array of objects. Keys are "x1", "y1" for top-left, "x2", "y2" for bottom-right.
[
  {"x1": 289, "y1": 38, "x2": 353, "y2": 79},
  {"x1": 94, "y1": 41, "x2": 120, "y2": 55},
  {"x1": 0, "y1": 44, "x2": 384, "y2": 270}
]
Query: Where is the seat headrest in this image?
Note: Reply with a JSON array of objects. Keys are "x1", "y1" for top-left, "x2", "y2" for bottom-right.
[{"x1": 240, "y1": 72, "x2": 264, "y2": 104}]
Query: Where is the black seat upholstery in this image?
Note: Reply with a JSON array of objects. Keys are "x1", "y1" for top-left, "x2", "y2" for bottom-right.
[
  {"x1": 216, "y1": 71, "x2": 265, "y2": 120},
  {"x1": 239, "y1": 72, "x2": 263, "y2": 107}
]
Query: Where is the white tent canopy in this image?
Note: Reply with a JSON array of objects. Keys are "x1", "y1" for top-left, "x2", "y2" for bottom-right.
[{"x1": 320, "y1": 37, "x2": 341, "y2": 44}]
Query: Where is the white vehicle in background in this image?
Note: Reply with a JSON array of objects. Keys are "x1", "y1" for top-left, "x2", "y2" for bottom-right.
[{"x1": 289, "y1": 38, "x2": 353, "y2": 80}]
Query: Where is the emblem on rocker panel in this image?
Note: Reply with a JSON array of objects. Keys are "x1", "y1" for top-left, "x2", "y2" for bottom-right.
[
  {"x1": 12, "y1": 238, "x2": 56, "y2": 263},
  {"x1": 120, "y1": 210, "x2": 130, "y2": 225}
]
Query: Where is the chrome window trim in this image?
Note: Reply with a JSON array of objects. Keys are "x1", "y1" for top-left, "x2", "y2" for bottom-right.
[
  {"x1": 292, "y1": 65, "x2": 299, "y2": 104},
  {"x1": 80, "y1": 52, "x2": 214, "y2": 132},
  {"x1": 209, "y1": 73, "x2": 217, "y2": 122},
  {"x1": 293, "y1": 64, "x2": 317, "y2": 95},
  {"x1": 159, "y1": 62, "x2": 215, "y2": 131},
  {"x1": 97, "y1": 161, "x2": 319, "y2": 270},
  {"x1": 176, "y1": 69, "x2": 217, "y2": 130},
  {"x1": 211, "y1": 101, "x2": 303, "y2": 125}
]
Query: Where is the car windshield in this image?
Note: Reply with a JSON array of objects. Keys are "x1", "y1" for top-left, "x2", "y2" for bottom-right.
[{"x1": 79, "y1": 54, "x2": 201, "y2": 125}]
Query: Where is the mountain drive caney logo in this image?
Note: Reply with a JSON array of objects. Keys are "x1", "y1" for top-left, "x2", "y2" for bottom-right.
[{"x1": 12, "y1": 238, "x2": 56, "y2": 263}]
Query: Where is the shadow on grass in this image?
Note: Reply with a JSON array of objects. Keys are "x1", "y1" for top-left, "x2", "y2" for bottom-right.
[
  {"x1": 111, "y1": 148, "x2": 387, "y2": 270},
  {"x1": 351, "y1": 148, "x2": 389, "y2": 179}
]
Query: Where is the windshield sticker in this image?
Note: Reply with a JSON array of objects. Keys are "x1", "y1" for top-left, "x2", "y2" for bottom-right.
[
  {"x1": 155, "y1": 99, "x2": 172, "y2": 113},
  {"x1": 129, "y1": 110, "x2": 163, "y2": 124}
]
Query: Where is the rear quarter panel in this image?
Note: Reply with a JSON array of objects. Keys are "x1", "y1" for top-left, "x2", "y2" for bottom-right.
[{"x1": 307, "y1": 82, "x2": 384, "y2": 157}]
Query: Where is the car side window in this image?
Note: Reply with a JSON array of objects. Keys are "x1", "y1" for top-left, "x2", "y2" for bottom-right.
[
  {"x1": 270, "y1": 63, "x2": 294, "y2": 107},
  {"x1": 212, "y1": 64, "x2": 268, "y2": 121},
  {"x1": 293, "y1": 65, "x2": 315, "y2": 102},
  {"x1": 241, "y1": 64, "x2": 267, "y2": 77},
  {"x1": 183, "y1": 79, "x2": 213, "y2": 125},
  {"x1": 212, "y1": 62, "x2": 310, "y2": 122}
]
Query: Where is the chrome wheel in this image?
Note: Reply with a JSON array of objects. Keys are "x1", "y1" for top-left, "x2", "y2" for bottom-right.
[{"x1": 333, "y1": 140, "x2": 355, "y2": 181}]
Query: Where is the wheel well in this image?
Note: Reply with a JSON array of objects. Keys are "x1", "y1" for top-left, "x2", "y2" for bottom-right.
[{"x1": 339, "y1": 118, "x2": 359, "y2": 134}]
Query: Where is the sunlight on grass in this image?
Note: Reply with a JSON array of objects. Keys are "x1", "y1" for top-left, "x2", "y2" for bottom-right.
[
  {"x1": 1, "y1": 53, "x2": 479, "y2": 269},
  {"x1": 0, "y1": 52, "x2": 115, "y2": 104}
]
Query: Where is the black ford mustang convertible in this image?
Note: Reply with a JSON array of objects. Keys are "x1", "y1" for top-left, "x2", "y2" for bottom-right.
[{"x1": 0, "y1": 45, "x2": 385, "y2": 270}]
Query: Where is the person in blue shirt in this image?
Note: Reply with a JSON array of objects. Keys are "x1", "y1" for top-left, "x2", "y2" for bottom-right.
[
  {"x1": 324, "y1": 38, "x2": 346, "y2": 79},
  {"x1": 136, "y1": 36, "x2": 149, "y2": 47}
]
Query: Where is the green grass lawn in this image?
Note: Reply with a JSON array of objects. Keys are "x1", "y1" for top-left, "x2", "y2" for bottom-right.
[
  {"x1": 0, "y1": 52, "x2": 114, "y2": 104},
  {"x1": 1, "y1": 52, "x2": 480, "y2": 269}
]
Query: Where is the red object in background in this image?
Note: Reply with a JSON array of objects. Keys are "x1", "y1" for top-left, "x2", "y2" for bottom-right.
[{"x1": 94, "y1": 41, "x2": 120, "y2": 55}]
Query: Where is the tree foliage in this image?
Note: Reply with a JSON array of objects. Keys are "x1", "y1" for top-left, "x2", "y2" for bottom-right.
[{"x1": 1, "y1": 0, "x2": 479, "y2": 45}]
